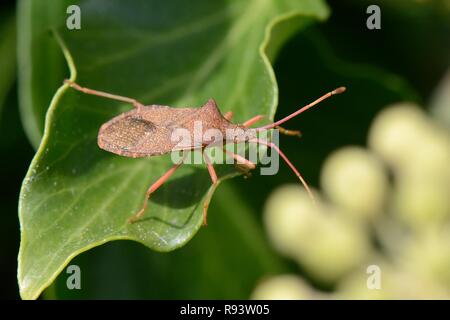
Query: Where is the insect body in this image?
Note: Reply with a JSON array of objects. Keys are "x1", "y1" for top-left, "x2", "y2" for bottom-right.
[
  {"x1": 64, "y1": 79, "x2": 345, "y2": 225},
  {"x1": 98, "y1": 98, "x2": 255, "y2": 158}
]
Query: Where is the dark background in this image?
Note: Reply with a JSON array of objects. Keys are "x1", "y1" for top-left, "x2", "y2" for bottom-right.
[{"x1": 1, "y1": 0, "x2": 449, "y2": 299}]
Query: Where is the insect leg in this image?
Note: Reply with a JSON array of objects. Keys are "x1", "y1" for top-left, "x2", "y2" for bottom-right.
[
  {"x1": 224, "y1": 147, "x2": 255, "y2": 178},
  {"x1": 223, "y1": 111, "x2": 233, "y2": 121},
  {"x1": 202, "y1": 150, "x2": 218, "y2": 226},
  {"x1": 276, "y1": 126, "x2": 302, "y2": 138},
  {"x1": 64, "y1": 80, "x2": 145, "y2": 108},
  {"x1": 223, "y1": 147, "x2": 256, "y2": 170},
  {"x1": 243, "y1": 114, "x2": 301, "y2": 137},
  {"x1": 242, "y1": 114, "x2": 265, "y2": 127},
  {"x1": 249, "y1": 138, "x2": 315, "y2": 203},
  {"x1": 127, "y1": 160, "x2": 184, "y2": 224}
]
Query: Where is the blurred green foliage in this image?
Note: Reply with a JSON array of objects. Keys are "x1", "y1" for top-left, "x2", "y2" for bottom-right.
[
  {"x1": 260, "y1": 104, "x2": 450, "y2": 299},
  {"x1": 0, "y1": 0, "x2": 448, "y2": 299}
]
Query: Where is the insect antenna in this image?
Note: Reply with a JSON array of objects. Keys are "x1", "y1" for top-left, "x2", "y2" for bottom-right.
[
  {"x1": 256, "y1": 87, "x2": 346, "y2": 131},
  {"x1": 250, "y1": 138, "x2": 315, "y2": 203}
]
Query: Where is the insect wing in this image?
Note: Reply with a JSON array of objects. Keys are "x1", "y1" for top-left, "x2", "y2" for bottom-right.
[{"x1": 98, "y1": 112, "x2": 174, "y2": 157}]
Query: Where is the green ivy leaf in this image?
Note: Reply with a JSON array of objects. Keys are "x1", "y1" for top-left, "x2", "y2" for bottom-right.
[
  {"x1": 48, "y1": 182, "x2": 286, "y2": 299},
  {"x1": 17, "y1": 0, "x2": 71, "y2": 148},
  {"x1": 18, "y1": 0, "x2": 328, "y2": 299}
]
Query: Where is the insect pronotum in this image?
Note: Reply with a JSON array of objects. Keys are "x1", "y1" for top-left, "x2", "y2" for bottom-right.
[{"x1": 64, "y1": 79, "x2": 346, "y2": 225}]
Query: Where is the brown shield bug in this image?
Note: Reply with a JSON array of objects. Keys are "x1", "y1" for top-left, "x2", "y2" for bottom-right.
[{"x1": 64, "y1": 79, "x2": 345, "y2": 225}]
